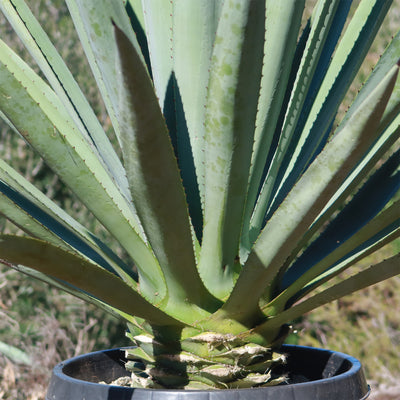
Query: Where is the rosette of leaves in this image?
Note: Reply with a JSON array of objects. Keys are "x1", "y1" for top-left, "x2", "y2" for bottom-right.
[{"x1": 0, "y1": 0, "x2": 399, "y2": 390}]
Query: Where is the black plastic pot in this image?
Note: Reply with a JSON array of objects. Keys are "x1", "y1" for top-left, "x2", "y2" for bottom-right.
[{"x1": 46, "y1": 345, "x2": 370, "y2": 400}]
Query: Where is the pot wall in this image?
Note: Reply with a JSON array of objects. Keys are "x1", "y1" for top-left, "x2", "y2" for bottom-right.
[{"x1": 46, "y1": 345, "x2": 370, "y2": 400}]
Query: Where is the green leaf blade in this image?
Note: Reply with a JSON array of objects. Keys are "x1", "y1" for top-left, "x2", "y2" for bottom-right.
[
  {"x1": 114, "y1": 24, "x2": 219, "y2": 319},
  {"x1": 198, "y1": 0, "x2": 266, "y2": 299},
  {"x1": 241, "y1": 0, "x2": 306, "y2": 255},
  {"x1": 0, "y1": 236, "x2": 180, "y2": 326},
  {"x1": 223, "y1": 61, "x2": 399, "y2": 319},
  {"x1": 0, "y1": 0, "x2": 130, "y2": 203},
  {"x1": 260, "y1": 253, "x2": 400, "y2": 331},
  {"x1": 0, "y1": 40, "x2": 165, "y2": 302},
  {"x1": 65, "y1": 0, "x2": 144, "y2": 148},
  {"x1": 246, "y1": 0, "x2": 348, "y2": 247},
  {"x1": 0, "y1": 158, "x2": 136, "y2": 284},
  {"x1": 172, "y1": 0, "x2": 222, "y2": 206},
  {"x1": 269, "y1": 199, "x2": 400, "y2": 315},
  {"x1": 271, "y1": 0, "x2": 393, "y2": 214}
]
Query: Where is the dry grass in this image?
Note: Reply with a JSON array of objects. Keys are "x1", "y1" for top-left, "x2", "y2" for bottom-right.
[{"x1": 370, "y1": 386, "x2": 400, "y2": 400}]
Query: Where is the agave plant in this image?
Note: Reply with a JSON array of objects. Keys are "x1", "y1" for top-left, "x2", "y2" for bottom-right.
[{"x1": 0, "y1": 0, "x2": 399, "y2": 390}]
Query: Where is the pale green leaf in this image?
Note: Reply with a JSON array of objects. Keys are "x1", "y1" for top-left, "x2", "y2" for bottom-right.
[
  {"x1": 0, "y1": 0, "x2": 130, "y2": 202},
  {"x1": 198, "y1": 0, "x2": 266, "y2": 299},
  {"x1": 10, "y1": 263, "x2": 137, "y2": 323},
  {"x1": 140, "y1": 0, "x2": 173, "y2": 108},
  {"x1": 172, "y1": 0, "x2": 222, "y2": 200},
  {"x1": 223, "y1": 62, "x2": 399, "y2": 319},
  {"x1": 0, "y1": 40, "x2": 165, "y2": 301},
  {"x1": 276, "y1": 0, "x2": 392, "y2": 197},
  {"x1": 0, "y1": 158, "x2": 135, "y2": 284},
  {"x1": 114, "y1": 24, "x2": 219, "y2": 320},
  {"x1": 65, "y1": 0, "x2": 144, "y2": 148},
  {"x1": 241, "y1": 0, "x2": 306, "y2": 255},
  {"x1": 0, "y1": 236, "x2": 178, "y2": 326},
  {"x1": 266, "y1": 199, "x2": 400, "y2": 315},
  {"x1": 245, "y1": 0, "x2": 343, "y2": 250},
  {"x1": 258, "y1": 253, "x2": 400, "y2": 332}
]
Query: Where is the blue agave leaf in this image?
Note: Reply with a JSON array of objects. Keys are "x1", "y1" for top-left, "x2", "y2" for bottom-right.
[
  {"x1": 253, "y1": 18, "x2": 311, "y2": 210},
  {"x1": 0, "y1": 180, "x2": 135, "y2": 280},
  {"x1": 338, "y1": 218, "x2": 400, "y2": 263},
  {"x1": 286, "y1": 216, "x2": 400, "y2": 310},
  {"x1": 281, "y1": 148, "x2": 400, "y2": 290},
  {"x1": 251, "y1": 2, "x2": 352, "y2": 230},
  {"x1": 13, "y1": 263, "x2": 118, "y2": 314},
  {"x1": 268, "y1": 0, "x2": 387, "y2": 219},
  {"x1": 297, "y1": 0, "x2": 353, "y2": 132}
]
